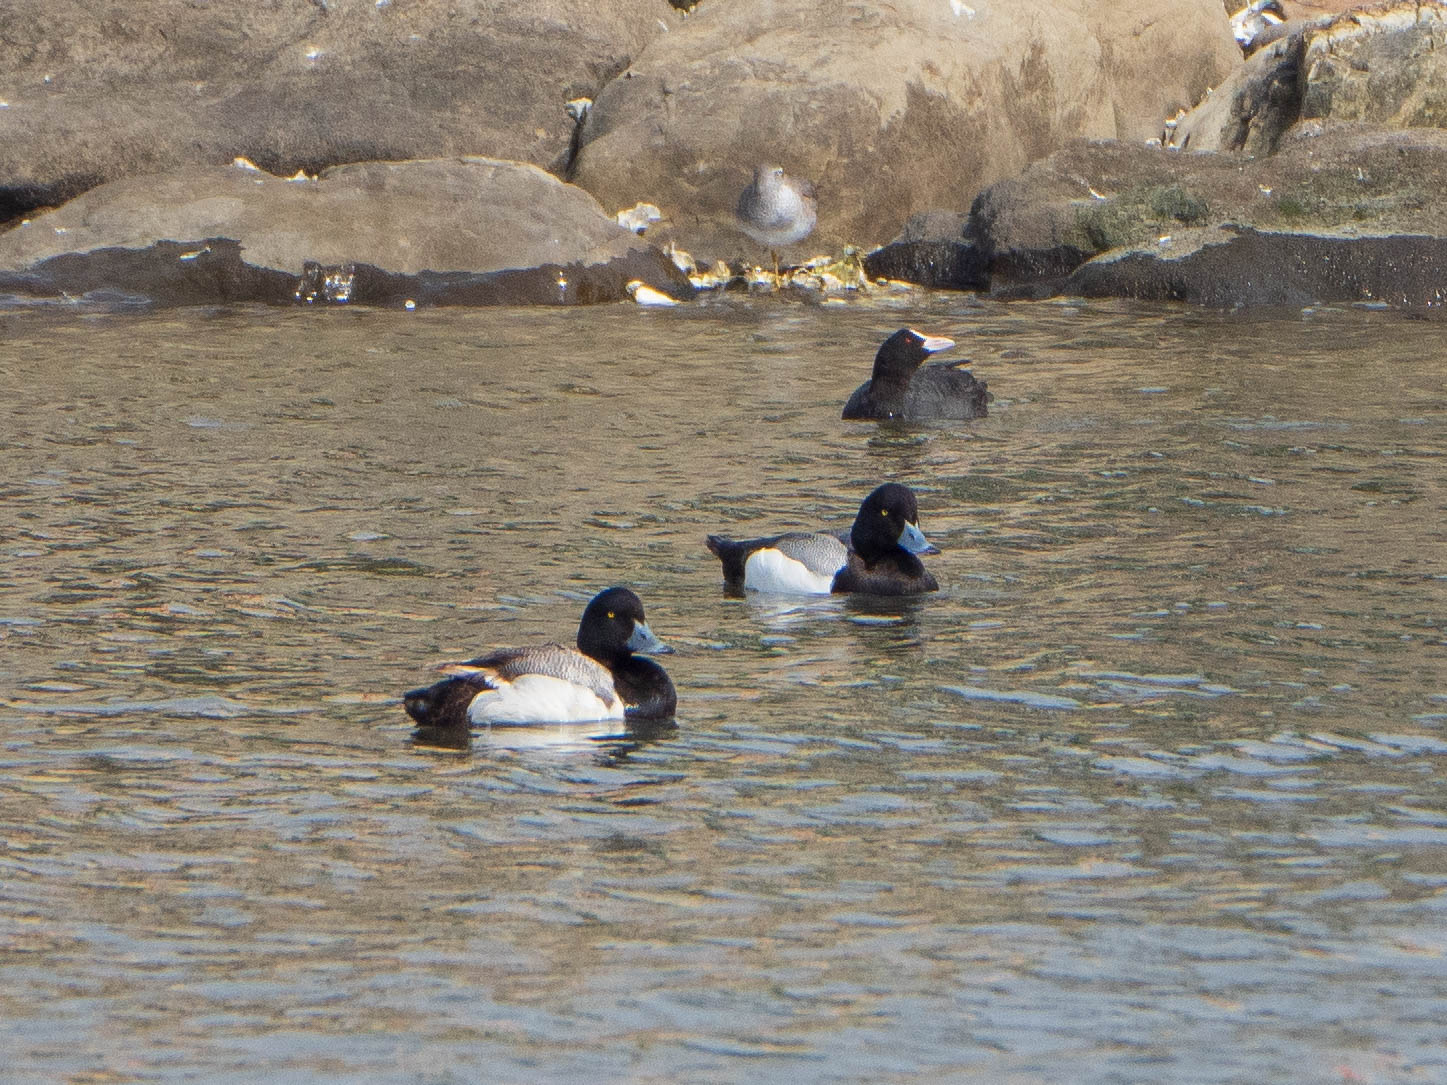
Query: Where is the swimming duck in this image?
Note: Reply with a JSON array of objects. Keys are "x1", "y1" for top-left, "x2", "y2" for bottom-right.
[
  {"x1": 736, "y1": 164, "x2": 817, "y2": 272},
  {"x1": 403, "y1": 587, "x2": 676, "y2": 728},
  {"x1": 842, "y1": 329, "x2": 990, "y2": 421},
  {"x1": 706, "y1": 483, "x2": 940, "y2": 596}
]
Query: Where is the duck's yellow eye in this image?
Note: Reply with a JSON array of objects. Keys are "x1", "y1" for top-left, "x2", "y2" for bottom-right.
[
  {"x1": 881, "y1": 508, "x2": 889, "y2": 516},
  {"x1": 607, "y1": 611, "x2": 615, "y2": 619}
]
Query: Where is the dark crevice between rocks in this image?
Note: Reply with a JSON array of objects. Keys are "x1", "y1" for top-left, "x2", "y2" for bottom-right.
[
  {"x1": 238, "y1": 145, "x2": 414, "y2": 184},
  {"x1": 0, "y1": 174, "x2": 107, "y2": 231},
  {"x1": 862, "y1": 240, "x2": 989, "y2": 292},
  {"x1": 1216, "y1": 31, "x2": 1306, "y2": 154}
]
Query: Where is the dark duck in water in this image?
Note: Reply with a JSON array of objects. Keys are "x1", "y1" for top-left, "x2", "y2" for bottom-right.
[{"x1": 842, "y1": 328, "x2": 990, "y2": 422}]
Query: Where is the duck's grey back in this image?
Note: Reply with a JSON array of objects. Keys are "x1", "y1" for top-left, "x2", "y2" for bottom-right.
[
  {"x1": 454, "y1": 644, "x2": 618, "y2": 706},
  {"x1": 771, "y1": 531, "x2": 849, "y2": 575}
]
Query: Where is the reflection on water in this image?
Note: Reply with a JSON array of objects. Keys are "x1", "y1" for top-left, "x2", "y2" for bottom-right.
[
  {"x1": 412, "y1": 714, "x2": 679, "y2": 755},
  {"x1": 1, "y1": 298, "x2": 1445, "y2": 1082}
]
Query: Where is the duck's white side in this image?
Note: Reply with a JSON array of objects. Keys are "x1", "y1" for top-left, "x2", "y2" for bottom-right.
[
  {"x1": 743, "y1": 547, "x2": 841, "y2": 594},
  {"x1": 465, "y1": 672, "x2": 625, "y2": 725}
]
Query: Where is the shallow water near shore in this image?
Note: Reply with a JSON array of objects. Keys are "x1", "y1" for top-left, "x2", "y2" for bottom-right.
[{"x1": 1, "y1": 294, "x2": 1445, "y2": 1083}]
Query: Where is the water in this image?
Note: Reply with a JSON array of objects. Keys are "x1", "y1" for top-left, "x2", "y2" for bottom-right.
[{"x1": 1, "y1": 296, "x2": 1445, "y2": 1083}]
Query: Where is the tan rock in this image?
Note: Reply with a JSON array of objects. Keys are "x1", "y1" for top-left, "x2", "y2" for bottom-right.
[
  {"x1": 0, "y1": 0, "x2": 677, "y2": 222},
  {"x1": 1171, "y1": 1, "x2": 1447, "y2": 153},
  {"x1": 0, "y1": 158, "x2": 692, "y2": 307},
  {"x1": 570, "y1": 0, "x2": 1239, "y2": 261}
]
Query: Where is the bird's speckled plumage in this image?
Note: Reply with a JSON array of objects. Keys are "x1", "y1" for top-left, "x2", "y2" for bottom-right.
[{"x1": 736, "y1": 164, "x2": 817, "y2": 250}]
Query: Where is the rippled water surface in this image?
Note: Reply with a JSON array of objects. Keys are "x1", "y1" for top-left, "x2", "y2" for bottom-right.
[{"x1": 2, "y1": 296, "x2": 1445, "y2": 1083}]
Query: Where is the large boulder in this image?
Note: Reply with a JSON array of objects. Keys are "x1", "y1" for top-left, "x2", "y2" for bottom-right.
[
  {"x1": 569, "y1": 0, "x2": 1239, "y2": 263},
  {"x1": 0, "y1": 158, "x2": 692, "y2": 308},
  {"x1": 1057, "y1": 224, "x2": 1447, "y2": 310},
  {"x1": 0, "y1": 0, "x2": 675, "y2": 222},
  {"x1": 972, "y1": 121, "x2": 1447, "y2": 287},
  {"x1": 1170, "y1": 0, "x2": 1447, "y2": 154},
  {"x1": 866, "y1": 120, "x2": 1447, "y2": 310}
]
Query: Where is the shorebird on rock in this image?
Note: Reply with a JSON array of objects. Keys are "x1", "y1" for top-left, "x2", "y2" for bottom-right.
[{"x1": 735, "y1": 164, "x2": 817, "y2": 276}]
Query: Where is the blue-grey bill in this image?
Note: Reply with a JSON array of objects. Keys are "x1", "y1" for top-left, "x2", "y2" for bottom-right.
[
  {"x1": 626, "y1": 621, "x2": 673, "y2": 655},
  {"x1": 900, "y1": 521, "x2": 939, "y2": 555}
]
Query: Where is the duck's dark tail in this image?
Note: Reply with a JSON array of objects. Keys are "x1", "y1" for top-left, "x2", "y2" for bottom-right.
[
  {"x1": 706, "y1": 534, "x2": 752, "y2": 589},
  {"x1": 967, "y1": 372, "x2": 992, "y2": 411},
  {"x1": 939, "y1": 363, "x2": 991, "y2": 415},
  {"x1": 403, "y1": 674, "x2": 488, "y2": 729},
  {"x1": 405, "y1": 674, "x2": 491, "y2": 748}
]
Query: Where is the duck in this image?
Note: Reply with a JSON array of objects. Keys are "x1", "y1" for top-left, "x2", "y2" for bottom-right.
[
  {"x1": 706, "y1": 483, "x2": 940, "y2": 596},
  {"x1": 403, "y1": 587, "x2": 676, "y2": 729},
  {"x1": 842, "y1": 328, "x2": 990, "y2": 421},
  {"x1": 736, "y1": 164, "x2": 817, "y2": 273}
]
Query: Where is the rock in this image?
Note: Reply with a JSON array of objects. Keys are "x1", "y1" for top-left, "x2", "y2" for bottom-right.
[
  {"x1": 0, "y1": 0, "x2": 676, "y2": 223},
  {"x1": 1171, "y1": 1, "x2": 1447, "y2": 154},
  {"x1": 963, "y1": 121, "x2": 1447, "y2": 292},
  {"x1": 1058, "y1": 224, "x2": 1447, "y2": 310},
  {"x1": 948, "y1": 121, "x2": 1447, "y2": 310},
  {"x1": 569, "y1": 0, "x2": 1239, "y2": 262},
  {"x1": 0, "y1": 158, "x2": 693, "y2": 308},
  {"x1": 862, "y1": 211, "x2": 988, "y2": 290}
]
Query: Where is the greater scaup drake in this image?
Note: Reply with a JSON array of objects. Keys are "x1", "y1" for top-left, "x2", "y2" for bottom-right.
[
  {"x1": 403, "y1": 587, "x2": 676, "y2": 729},
  {"x1": 843, "y1": 328, "x2": 990, "y2": 421},
  {"x1": 706, "y1": 483, "x2": 940, "y2": 596}
]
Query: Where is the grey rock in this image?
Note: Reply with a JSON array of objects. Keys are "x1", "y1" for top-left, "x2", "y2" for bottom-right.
[
  {"x1": 971, "y1": 121, "x2": 1447, "y2": 291},
  {"x1": 0, "y1": 158, "x2": 693, "y2": 308},
  {"x1": 875, "y1": 120, "x2": 1447, "y2": 310},
  {"x1": 1171, "y1": 1, "x2": 1447, "y2": 154},
  {"x1": 1059, "y1": 224, "x2": 1447, "y2": 311},
  {"x1": 570, "y1": 0, "x2": 1239, "y2": 261},
  {"x1": 0, "y1": 0, "x2": 676, "y2": 222}
]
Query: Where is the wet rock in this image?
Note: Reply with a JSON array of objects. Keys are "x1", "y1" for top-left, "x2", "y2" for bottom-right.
[
  {"x1": 0, "y1": 0, "x2": 675, "y2": 222},
  {"x1": 569, "y1": 0, "x2": 1238, "y2": 262},
  {"x1": 1171, "y1": 1, "x2": 1447, "y2": 154},
  {"x1": 0, "y1": 158, "x2": 693, "y2": 308},
  {"x1": 861, "y1": 211, "x2": 988, "y2": 291},
  {"x1": 969, "y1": 122, "x2": 1447, "y2": 293},
  {"x1": 1058, "y1": 225, "x2": 1447, "y2": 311}
]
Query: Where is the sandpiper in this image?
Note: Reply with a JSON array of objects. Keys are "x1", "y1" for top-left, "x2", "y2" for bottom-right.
[{"x1": 735, "y1": 164, "x2": 817, "y2": 274}]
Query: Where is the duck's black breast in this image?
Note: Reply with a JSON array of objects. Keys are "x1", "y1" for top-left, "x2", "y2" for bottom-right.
[
  {"x1": 613, "y1": 656, "x2": 677, "y2": 719},
  {"x1": 830, "y1": 551, "x2": 939, "y2": 596},
  {"x1": 841, "y1": 380, "x2": 884, "y2": 419}
]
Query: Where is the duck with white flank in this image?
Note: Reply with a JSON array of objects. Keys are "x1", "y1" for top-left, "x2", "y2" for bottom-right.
[
  {"x1": 403, "y1": 587, "x2": 675, "y2": 730},
  {"x1": 706, "y1": 483, "x2": 940, "y2": 596}
]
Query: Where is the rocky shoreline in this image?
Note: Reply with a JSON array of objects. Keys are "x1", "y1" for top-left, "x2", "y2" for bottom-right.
[{"x1": 2, "y1": 0, "x2": 1443, "y2": 312}]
